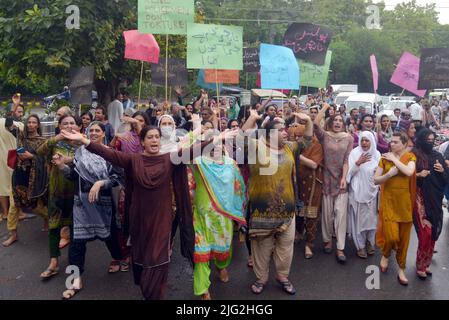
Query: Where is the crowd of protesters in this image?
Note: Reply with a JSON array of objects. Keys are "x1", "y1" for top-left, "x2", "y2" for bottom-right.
[{"x1": 1, "y1": 88, "x2": 449, "y2": 300}]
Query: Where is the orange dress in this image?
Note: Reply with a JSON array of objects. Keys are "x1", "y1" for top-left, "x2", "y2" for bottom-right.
[{"x1": 376, "y1": 152, "x2": 416, "y2": 268}]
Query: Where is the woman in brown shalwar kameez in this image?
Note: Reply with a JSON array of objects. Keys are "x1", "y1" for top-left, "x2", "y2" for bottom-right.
[
  {"x1": 289, "y1": 123, "x2": 324, "y2": 259},
  {"x1": 61, "y1": 126, "x2": 197, "y2": 300}
]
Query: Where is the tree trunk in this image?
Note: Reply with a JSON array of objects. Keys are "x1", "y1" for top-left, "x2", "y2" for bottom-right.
[{"x1": 95, "y1": 79, "x2": 120, "y2": 108}]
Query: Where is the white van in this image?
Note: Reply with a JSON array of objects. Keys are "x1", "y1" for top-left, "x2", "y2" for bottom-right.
[
  {"x1": 345, "y1": 93, "x2": 383, "y2": 115},
  {"x1": 335, "y1": 92, "x2": 357, "y2": 106}
]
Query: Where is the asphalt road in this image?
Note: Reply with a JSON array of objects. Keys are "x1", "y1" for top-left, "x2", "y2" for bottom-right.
[{"x1": 1, "y1": 209, "x2": 448, "y2": 300}]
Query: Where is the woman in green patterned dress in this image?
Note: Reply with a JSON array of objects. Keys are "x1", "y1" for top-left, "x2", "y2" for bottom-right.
[
  {"x1": 190, "y1": 141, "x2": 247, "y2": 300},
  {"x1": 37, "y1": 114, "x2": 82, "y2": 279}
]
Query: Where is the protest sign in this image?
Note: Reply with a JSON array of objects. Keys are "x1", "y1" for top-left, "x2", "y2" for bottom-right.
[
  {"x1": 187, "y1": 23, "x2": 243, "y2": 70},
  {"x1": 298, "y1": 50, "x2": 332, "y2": 88},
  {"x1": 243, "y1": 48, "x2": 260, "y2": 72},
  {"x1": 283, "y1": 23, "x2": 332, "y2": 65},
  {"x1": 204, "y1": 70, "x2": 240, "y2": 84},
  {"x1": 68, "y1": 66, "x2": 95, "y2": 89},
  {"x1": 390, "y1": 51, "x2": 426, "y2": 97},
  {"x1": 197, "y1": 70, "x2": 223, "y2": 91},
  {"x1": 151, "y1": 58, "x2": 187, "y2": 86},
  {"x1": 370, "y1": 54, "x2": 379, "y2": 92},
  {"x1": 124, "y1": 30, "x2": 160, "y2": 63},
  {"x1": 418, "y1": 48, "x2": 449, "y2": 89},
  {"x1": 260, "y1": 43, "x2": 299, "y2": 90},
  {"x1": 138, "y1": 0, "x2": 194, "y2": 35}
]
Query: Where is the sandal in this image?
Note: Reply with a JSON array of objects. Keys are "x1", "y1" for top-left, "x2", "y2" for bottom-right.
[
  {"x1": 120, "y1": 261, "x2": 129, "y2": 272},
  {"x1": 276, "y1": 278, "x2": 296, "y2": 295},
  {"x1": 40, "y1": 268, "x2": 59, "y2": 279},
  {"x1": 251, "y1": 281, "x2": 265, "y2": 294},
  {"x1": 62, "y1": 287, "x2": 82, "y2": 300},
  {"x1": 108, "y1": 260, "x2": 121, "y2": 273},
  {"x1": 59, "y1": 238, "x2": 70, "y2": 249}
]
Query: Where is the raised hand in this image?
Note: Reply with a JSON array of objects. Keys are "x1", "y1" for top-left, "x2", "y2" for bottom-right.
[
  {"x1": 60, "y1": 130, "x2": 84, "y2": 142},
  {"x1": 249, "y1": 109, "x2": 262, "y2": 120},
  {"x1": 292, "y1": 112, "x2": 311, "y2": 122}
]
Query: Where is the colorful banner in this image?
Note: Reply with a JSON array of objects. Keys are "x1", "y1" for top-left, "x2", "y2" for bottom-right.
[
  {"x1": 243, "y1": 48, "x2": 260, "y2": 73},
  {"x1": 370, "y1": 54, "x2": 379, "y2": 92},
  {"x1": 124, "y1": 30, "x2": 160, "y2": 63},
  {"x1": 390, "y1": 51, "x2": 426, "y2": 97},
  {"x1": 298, "y1": 50, "x2": 332, "y2": 88},
  {"x1": 283, "y1": 23, "x2": 333, "y2": 65},
  {"x1": 137, "y1": 0, "x2": 194, "y2": 35},
  {"x1": 418, "y1": 48, "x2": 449, "y2": 90},
  {"x1": 151, "y1": 58, "x2": 187, "y2": 86},
  {"x1": 204, "y1": 70, "x2": 240, "y2": 84},
  {"x1": 259, "y1": 43, "x2": 299, "y2": 90},
  {"x1": 187, "y1": 23, "x2": 243, "y2": 70}
]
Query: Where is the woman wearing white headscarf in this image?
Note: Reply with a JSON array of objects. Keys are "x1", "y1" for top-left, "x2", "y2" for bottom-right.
[
  {"x1": 158, "y1": 115, "x2": 179, "y2": 154},
  {"x1": 347, "y1": 131, "x2": 380, "y2": 259}
]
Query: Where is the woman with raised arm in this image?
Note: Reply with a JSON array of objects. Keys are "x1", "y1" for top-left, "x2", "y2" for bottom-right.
[
  {"x1": 375, "y1": 131, "x2": 416, "y2": 286},
  {"x1": 412, "y1": 129, "x2": 449, "y2": 280},
  {"x1": 313, "y1": 103, "x2": 353, "y2": 263},
  {"x1": 241, "y1": 109, "x2": 312, "y2": 296},
  {"x1": 289, "y1": 121, "x2": 324, "y2": 259},
  {"x1": 60, "y1": 125, "x2": 227, "y2": 300}
]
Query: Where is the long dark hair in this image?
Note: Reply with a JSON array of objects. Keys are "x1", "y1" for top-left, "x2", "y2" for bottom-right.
[
  {"x1": 25, "y1": 114, "x2": 42, "y2": 137},
  {"x1": 132, "y1": 111, "x2": 150, "y2": 126}
]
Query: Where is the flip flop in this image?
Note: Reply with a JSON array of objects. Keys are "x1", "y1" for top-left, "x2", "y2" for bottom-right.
[
  {"x1": 40, "y1": 268, "x2": 59, "y2": 279},
  {"x1": 62, "y1": 287, "x2": 82, "y2": 300}
]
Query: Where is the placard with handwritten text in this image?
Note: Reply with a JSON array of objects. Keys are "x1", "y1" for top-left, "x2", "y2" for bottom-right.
[
  {"x1": 283, "y1": 23, "x2": 332, "y2": 65},
  {"x1": 187, "y1": 23, "x2": 243, "y2": 70}
]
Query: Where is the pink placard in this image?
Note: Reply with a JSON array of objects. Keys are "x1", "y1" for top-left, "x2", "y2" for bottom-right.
[
  {"x1": 390, "y1": 52, "x2": 427, "y2": 97},
  {"x1": 124, "y1": 30, "x2": 160, "y2": 63},
  {"x1": 370, "y1": 55, "x2": 378, "y2": 92}
]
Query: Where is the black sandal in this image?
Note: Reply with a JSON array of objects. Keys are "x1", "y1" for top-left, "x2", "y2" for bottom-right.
[
  {"x1": 276, "y1": 279, "x2": 296, "y2": 295},
  {"x1": 251, "y1": 281, "x2": 265, "y2": 294}
]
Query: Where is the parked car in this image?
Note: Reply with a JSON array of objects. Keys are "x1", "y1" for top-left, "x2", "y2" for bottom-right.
[
  {"x1": 378, "y1": 100, "x2": 414, "y2": 119},
  {"x1": 334, "y1": 92, "x2": 357, "y2": 106},
  {"x1": 345, "y1": 93, "x2": 383, "y2": 115}
]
